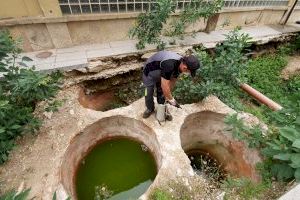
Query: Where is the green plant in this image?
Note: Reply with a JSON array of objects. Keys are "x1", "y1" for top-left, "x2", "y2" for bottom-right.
[
  {"x1": 0, "y1": 30, "x2": 63, "y2": 164},
  {"x1": 129, "y1": 0, "x2": 175, "y2": 49},
  {"x1": 169, "y1": 0, "x2": 223, "y2": 37},
  {"x1": 149, "y1": 189, "x2": 173, "y2": 200},
  {"x1": 221, "y1": 177, "x2": 269, "y2": 200},
  {"x1": 174, "y1": 27, "x2": 251, "y2": 107},
  {"x1": 0, "y1": 189, "x2": 30, "y2": 200},
  {"x1": 129, "y1": 0, "x2": 223, "y2": 49},
  {"x1": 225, "y1": 91, "x2": 300, "y2": 182},
  {"x1": 224, "y1": 114, "x2": 266, "y2": 149},
  {"x1": 290, "y1": 33, "x2": 300, "y2": 51},
  {"x1": 115, "y1": 81, "x2": 144, "y2": 104},
  {"x1": 246, "y1": 54, "x2": 287, "y2": 102}
]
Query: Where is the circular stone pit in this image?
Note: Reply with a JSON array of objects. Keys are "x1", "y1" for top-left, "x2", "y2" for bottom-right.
[
  {"x1": 60, "y1": 116, "x2": 162, "y2": 200},
  {"x1": 180, "y1": 111, "x2": 262, "y2": 182}
]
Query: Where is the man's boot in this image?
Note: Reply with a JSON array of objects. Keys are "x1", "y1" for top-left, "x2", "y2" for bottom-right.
[{"x1": 143, "y1": 109, "x2": 154, "y2": 118}]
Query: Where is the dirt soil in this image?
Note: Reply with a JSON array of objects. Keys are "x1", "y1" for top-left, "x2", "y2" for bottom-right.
[{"x1": 281, "y1": 55, "x2": 300, "y2": 79}]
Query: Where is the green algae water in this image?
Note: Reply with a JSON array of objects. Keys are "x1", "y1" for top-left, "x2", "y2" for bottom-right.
[{"x1": 76, "y1": 138, "x2": 157, "y2": 200}]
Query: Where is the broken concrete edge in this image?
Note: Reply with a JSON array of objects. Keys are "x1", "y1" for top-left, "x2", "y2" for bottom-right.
[{"x1": 64, "y1": 32, "x2": 299, "y2": 84}]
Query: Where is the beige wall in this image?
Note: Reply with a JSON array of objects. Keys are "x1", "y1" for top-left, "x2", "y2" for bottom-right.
[
  {"x1": 0, "y1": 0, "x2": 297, "y2": 52},
  {"x1": 216, "y1": 9, "x2": 285, "y2": 30},
  {"x1": 0, "y1": 0, "x2": 43, "y2": 18},
  {"x1": 287, "y1": 9, "x2": 300, "y2": 23},
  {"x1": 67, "y1": 18, "x2": 135, "y2": 46}
]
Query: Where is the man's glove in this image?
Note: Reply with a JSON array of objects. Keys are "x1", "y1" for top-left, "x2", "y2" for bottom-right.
[{"x1": 167, "y1": 98, "x2": 181, "y2": 108}]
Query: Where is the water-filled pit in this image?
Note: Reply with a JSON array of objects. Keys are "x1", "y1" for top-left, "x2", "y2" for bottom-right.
[
  {"x1": 76, "y1": 137, "x2": 157, "y2": 200},
  {"x1": 60, "y1": 116, "x2": 161, "y2": 200}
]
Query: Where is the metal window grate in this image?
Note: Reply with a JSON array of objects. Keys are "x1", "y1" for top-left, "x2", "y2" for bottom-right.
[
  {"x1": 223, "y1": 0, "x2": 289, "y2": 7},
  {"x1": 58, "y1": 0, "x2": 289, "y2": 15}
]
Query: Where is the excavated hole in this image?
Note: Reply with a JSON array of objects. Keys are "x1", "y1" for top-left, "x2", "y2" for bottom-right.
[
  {"x1": 180, "y1": 111, "x2": 261, "y2": 183},
  {"x1": 187, "y1": 149, "x2": 226, "y2": 183},
  {"x1": 60, "y1": 116, "x2": 161, "y2": 200},
  {"x1": 78, "y1": 69, "x2": 143, "y2": 111}
]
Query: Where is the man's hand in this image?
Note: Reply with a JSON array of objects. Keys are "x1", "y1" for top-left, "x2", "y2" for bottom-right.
[{"x1": 167, "y1": 98, "x2": 181, "y2": 108}]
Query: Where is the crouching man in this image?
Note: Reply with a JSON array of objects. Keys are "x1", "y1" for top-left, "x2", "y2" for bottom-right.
[{"x1": 142, "y1": 51, "x2": 200, "y2": 119}]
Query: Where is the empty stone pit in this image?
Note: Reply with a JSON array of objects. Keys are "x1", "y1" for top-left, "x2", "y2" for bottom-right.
[
  {"x1": 180, "y1": 111, "x2": 262, "y2": 182},
  {"x1": 60, "y1": 116, "x2": 161, "y2": 200}
]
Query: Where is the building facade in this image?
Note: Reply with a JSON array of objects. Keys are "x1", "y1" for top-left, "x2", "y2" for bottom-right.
[{"x1": 0, "y1": 0, "x2": 299, "y2": 52}]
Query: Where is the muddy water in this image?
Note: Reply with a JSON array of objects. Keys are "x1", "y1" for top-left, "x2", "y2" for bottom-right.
[{"x1": 76, "y1": 138, "x2": 157, "y2": 200}]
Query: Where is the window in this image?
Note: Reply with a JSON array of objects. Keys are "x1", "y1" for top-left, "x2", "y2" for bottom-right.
[
  {"x1": 223, "y1": 0, "x2": 289, "y2": 8},
  {"x1": 58, "y1": 0, "x2": 290, "y2": 15}
]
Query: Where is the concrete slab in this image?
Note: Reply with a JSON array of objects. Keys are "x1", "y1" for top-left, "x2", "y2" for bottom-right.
[
  {"x1": 15, "y1": 24, "x2": 300, "y2": 73},
  {"x1": 55, "y1": 58, "x2": 88, "y2": 70},
  {"x1": 86, "y1": 48, "x2": 114, "y2": 59},
  {"x1": 56, "y1": 43, "x2": 111, "y2": 54},
  {"x1": 56, "y1": 51, "x2": 87, "y2": 62},
  {"x1": 19, "y1": 49, "x2": 57, "y2": 60},
  {"x1": 241, "y1": 25, "x2": 282, "y2": 38},
  {"x1": 279, "y1": 184, "x2": 300, "y2": 200},
  {"x1": 109, "y1": 40, "x2": 138, "y2": 48},
  {"x1": 111, "y1": 46, "x2": 139, "y2": 55}
]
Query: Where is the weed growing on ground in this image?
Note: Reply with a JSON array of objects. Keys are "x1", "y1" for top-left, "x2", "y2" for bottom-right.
[
  {"x1": 149, "y1": 178, "x2": 217, "y2": 200},
  {"x1": 221, "y1": 177, "x2": 269, "y2": 200},
  {"x1": 246, "y1": 54, "x2": 287, "y2": 101},
  {"x1": 0, "y1": 30, "x2": 63, "y2": 164},
  {"x1": 150, "y1": 189, "x2": 173, "y2": 200}
]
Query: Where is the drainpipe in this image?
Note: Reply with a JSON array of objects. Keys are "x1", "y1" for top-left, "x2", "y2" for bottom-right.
[
  {"x1": 280, "y1": 0, "x2": 298, "y2": 25},
  {"x1": 240, "y1": 83, "x2": 283, "y2": 111}
]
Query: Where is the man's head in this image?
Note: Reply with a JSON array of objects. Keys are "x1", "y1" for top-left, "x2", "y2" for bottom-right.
[{"x1": 179, "y1": 55, "x2": 200, "y2": 77}]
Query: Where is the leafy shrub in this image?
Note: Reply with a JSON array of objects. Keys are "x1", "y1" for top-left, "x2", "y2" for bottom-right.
[
  {"x1": 225, "y1": 91, "x2": 300, "y2": 181},
  {"x1": 174, "y1": 27, "x2": 251, "y2": 108},
  {"x1": 168, "y1": 0, "x2": 223, "y2": 37},
  {"x1": 129, "y1": 0, "x2": 223, "y2": 49},
  {"x1": 0, "y1": 30, "x2": 62, "y2": 164},
  {"x1": 129, "y1": 0, "x2": 175, "y2": 49}
]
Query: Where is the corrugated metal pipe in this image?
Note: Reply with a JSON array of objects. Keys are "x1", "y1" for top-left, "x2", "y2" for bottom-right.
[{"x1": 240, "y1": 83, "x2": 283, "y2": 111}]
